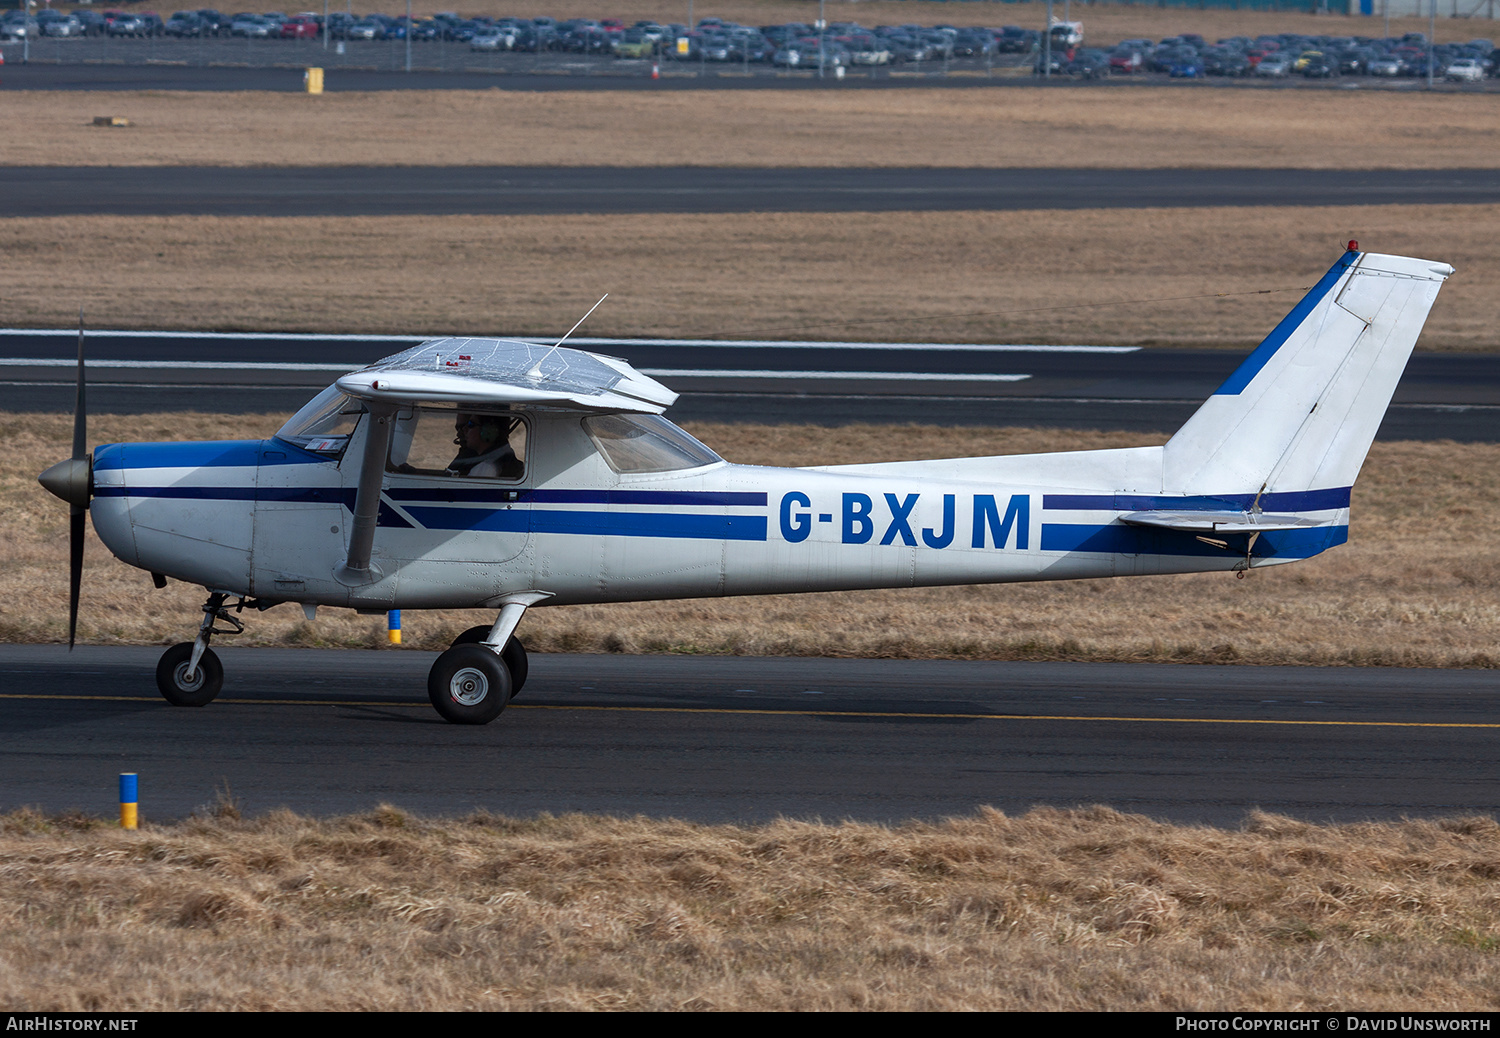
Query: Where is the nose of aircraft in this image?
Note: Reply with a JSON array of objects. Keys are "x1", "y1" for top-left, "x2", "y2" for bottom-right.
[{"x1": 38, "y1": 455, "x2": 93, "y2": 509}]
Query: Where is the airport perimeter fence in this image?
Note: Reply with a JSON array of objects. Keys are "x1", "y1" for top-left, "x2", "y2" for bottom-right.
[{"x1": 0, "y1": 35, "x2": 1045, "y2": 77}]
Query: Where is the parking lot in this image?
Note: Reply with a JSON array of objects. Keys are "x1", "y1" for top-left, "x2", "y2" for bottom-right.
[{"x1": 3, "y1": 11, "x2": 1498, "y2": 88}]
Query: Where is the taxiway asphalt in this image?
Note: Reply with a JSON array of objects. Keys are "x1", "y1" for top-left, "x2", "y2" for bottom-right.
[
  {"x1": 2, "y1": 646, "x2": 1495, "y2": 827},
  {"x1": 9, "y1": 166, "x2": 1500, "y2": 217}
]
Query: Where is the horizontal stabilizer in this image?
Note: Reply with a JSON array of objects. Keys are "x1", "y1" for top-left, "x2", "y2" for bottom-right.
[{"x1": 1120, "y1": 510, "x2": 1330, "y2": 533}]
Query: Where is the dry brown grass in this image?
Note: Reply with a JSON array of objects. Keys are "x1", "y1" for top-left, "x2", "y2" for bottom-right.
[
  {"x1": 7, "y1": 414, "x2": 1496, "y2": 668},
  {"x1": 2, "y1": 205, "x2": 1496, "y2": 348},
  {"x1": 9, "y1": 84, "x2": 1500, "y2": 168},
  {"x1": 5, "y1": 803, "x2": 1500, "y2": 1010}
]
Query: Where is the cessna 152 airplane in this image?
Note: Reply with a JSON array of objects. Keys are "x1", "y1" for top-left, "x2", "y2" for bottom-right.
[{"x1": 38, "y1": 245, "x2": 1452, "y2": 724}]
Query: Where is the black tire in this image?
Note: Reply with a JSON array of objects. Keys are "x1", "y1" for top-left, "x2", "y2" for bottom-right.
[
  {"x1": 500, "y1": 637, "x2": 528, "y2": 698},
  {"x1": 156, "y1": 642, "x2": 224, "y2": 707},
  {"x1": 427, "y1": 644, "x2": 510, "y2": 725},
  {"x1": 450, "y1": 627, "x2": 528, "y2": 698}
]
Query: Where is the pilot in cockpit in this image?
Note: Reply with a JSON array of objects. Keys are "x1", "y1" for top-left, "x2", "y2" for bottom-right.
[{"x1": 449, "y1": 413, "x2": 522, "y2": 479}]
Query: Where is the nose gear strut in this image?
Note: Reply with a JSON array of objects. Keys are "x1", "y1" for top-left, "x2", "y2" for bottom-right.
[{"x1": 155, "y1": 591, "x2": 247, "y2": 707}]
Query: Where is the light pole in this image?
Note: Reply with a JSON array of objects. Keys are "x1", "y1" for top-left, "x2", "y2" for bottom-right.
[
  {"x1": 818, "y1": 0, "x2": 825, "y2": 80},
  {"x1": 1427, "y1": 0, "x2": 1435, "y2": 88},
  {"x1": 1043, "y1": 0, "x2": 1052, "y2": 79},
  {"x1": 404, "y1": 0, "x2": 411, "y2": 72}
]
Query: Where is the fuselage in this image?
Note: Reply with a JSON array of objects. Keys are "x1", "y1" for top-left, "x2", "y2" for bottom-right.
[{"x1": 88, "y1": 408, "x2": 1348, "y2": 612}]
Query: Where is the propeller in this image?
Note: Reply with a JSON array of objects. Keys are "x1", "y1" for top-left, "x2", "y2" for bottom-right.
[{"x1": 37, "y1": 311, "x2": 92, "y2": 649}]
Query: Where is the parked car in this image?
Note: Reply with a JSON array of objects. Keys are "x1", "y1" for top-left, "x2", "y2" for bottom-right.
[
  {"x1": 165, "y1": 11, "x2": 204, "y2": 37},
  {"x1": 107, "y1": 14, "x2": 147, "y2": 36},
  {"x1": 1446, "y1": 57, "x2": 1485, "y2": 82},
  {"x1": 280, "y1": 15, "x2": 320, "y2": 39}
]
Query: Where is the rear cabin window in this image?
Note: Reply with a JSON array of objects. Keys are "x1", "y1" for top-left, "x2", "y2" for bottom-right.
[{"x1": 583, "y1": 413, "x2": 721, "y2": 474}]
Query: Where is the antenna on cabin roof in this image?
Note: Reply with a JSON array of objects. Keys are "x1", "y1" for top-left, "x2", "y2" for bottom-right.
[{"x1": 527, "y1": 293, "x2": 609, "y2": 380}]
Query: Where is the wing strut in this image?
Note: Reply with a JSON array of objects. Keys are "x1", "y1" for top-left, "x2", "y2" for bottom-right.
[{"x1": 335, "y1": 403, "x2": 396, "y2": 586}]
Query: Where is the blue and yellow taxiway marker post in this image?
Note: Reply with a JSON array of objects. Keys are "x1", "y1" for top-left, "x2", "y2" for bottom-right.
[
  {"x1": 387, "y1": 609, "x2": 401, "y2": 645},
  {"x1": 119, "y1": 773, "x2": 138, "y2": 830}
]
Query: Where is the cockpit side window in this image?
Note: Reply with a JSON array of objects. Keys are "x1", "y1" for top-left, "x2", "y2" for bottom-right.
[
  {"x1": 387, "y1": 405, "x2": 527, "y2": 481},
  {"x1": 583, "y1": 413, "x2": 721, "y2": 474},
  {"x1": 274, "y1": 386, "x2": 366, "y2": 458}
]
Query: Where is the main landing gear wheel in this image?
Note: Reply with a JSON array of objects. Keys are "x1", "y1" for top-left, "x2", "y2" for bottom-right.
[
  {"x1": 449, "y1": 626, "x2": 528, "y2": 697},
  {"x1": 156, "y1": 642, "x2": 224, "y2": 707},
  {"x1": 428, "y1": 644, "x2": 512, "y2": 725}
]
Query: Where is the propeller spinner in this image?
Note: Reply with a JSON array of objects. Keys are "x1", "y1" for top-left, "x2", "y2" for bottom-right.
[{"x1": 36, "y1": 315, "x2": 91, "y2": 649}]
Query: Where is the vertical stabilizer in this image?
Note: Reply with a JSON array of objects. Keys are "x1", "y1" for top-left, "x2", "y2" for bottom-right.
[{"x1": 1162, "y1": 249, "x2": 1452, "y2": 497}]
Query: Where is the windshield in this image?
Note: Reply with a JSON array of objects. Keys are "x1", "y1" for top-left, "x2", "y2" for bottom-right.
[
  {"x1": 583, "y1": 413, "x2": 721, "y2": 474},
  {"x1": 274, "y1": 385, "x2": 366, "y2": 456}
]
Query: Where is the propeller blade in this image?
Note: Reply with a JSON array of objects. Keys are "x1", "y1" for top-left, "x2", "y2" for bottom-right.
[
  {"x1": 73, "y1": 309, "x2": 86, "y2": 461},
  {"x1": 69, "y1": 509, "x2": 84, "y2": 650},
  {"x1": 35, "y1": 309, "x2": 93, "y2": 650},
  {"x1": 69, "y1": 308, "x2": 87, "y2": 649}
]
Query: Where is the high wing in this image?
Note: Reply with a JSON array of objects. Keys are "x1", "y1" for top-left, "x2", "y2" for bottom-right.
[
  {"x1": 335, "y1": 337, "x2": 677, "y2": 413},
  {"x1": 332, "y1": 337, "x2": 678, "y2": 586}
]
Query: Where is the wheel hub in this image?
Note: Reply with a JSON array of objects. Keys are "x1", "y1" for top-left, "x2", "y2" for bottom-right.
[
  {"x1": 450, "y1": 667, "x2": 489, "y2": 706},
  {"x1": 173, "y1": 663, "x2": 205, "y2": 692}
]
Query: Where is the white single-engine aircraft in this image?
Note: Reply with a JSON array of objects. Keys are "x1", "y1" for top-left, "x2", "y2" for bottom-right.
[{"x1": 39, "y1": 246, "x2": 1452, "y2": 724}]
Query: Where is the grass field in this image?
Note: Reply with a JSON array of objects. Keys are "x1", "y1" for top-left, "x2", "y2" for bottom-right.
[
  {"x1": 9, "y1": 414, "x2": 1497, "y2": 667},
  {"x1": 2, "y1": 205, "x2": 1494, "y2": 347},
  {"x1": 6, "y1": 804, "x2": 1500, "y2": 1010},
  {"x1": 9, "y1": 85, "x2": 1500, "y2": 169}
]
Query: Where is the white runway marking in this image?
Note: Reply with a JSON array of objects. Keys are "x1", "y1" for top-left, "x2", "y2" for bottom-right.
[
  {"x1": 0, "y1": 359, "x2": 1033, "y2": 383},
  {"x1": 0, "y1": 328, "x2": 1138, "y2": 354}
]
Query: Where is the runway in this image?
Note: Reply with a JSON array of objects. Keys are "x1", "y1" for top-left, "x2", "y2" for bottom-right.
[
  {"x1": 9, "y1": 166, "x2": 1500, "y2": 217},
  {"x1": 2, "y1": 646, "x2": 1495, "y2": 827},
  {"x1": 2, "y1": 329, "x2": 1495, "y2": 438}
]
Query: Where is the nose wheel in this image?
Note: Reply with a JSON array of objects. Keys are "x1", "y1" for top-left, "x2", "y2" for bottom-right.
[
  {"x1": 156, "y1": 642, "x2": 224, "y2": 707},
  {"x1": 155, "y1": 591, "x2": 243, "y2": 707}
]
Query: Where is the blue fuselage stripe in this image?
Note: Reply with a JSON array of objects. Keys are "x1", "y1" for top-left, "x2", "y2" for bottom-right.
[
  {"x1": 93, "y1": 439, "x2": 324, "y2": 471},
  {"x1": 1041, "y1": 523, "x2": 1347, "y2": 558},
  {"x1": 94, "y1": 485, "x2": 259, "y2": 500},
  {"x1": 406, "y1": 506, "x2": 769, "y2": 541},
  {"x1": 1042, "y1": 487, "x2": 1351, "y2": 513},
  {"x1": 385, "y1": 487, "x2": 766, "y2": 506}
]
